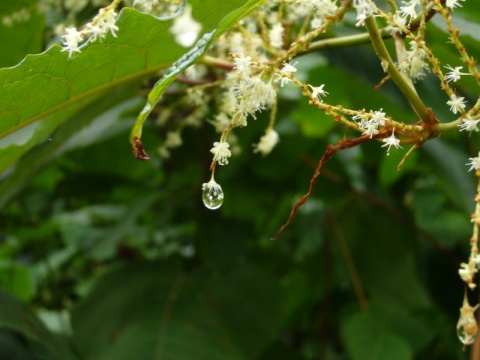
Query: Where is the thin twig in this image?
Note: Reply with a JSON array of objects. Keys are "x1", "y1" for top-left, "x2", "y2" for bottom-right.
[{"x1": 272, "y1": 134, "x2": 375, "y2": 240}]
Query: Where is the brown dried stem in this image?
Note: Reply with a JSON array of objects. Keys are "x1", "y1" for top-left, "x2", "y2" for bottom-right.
[{"x1": 272, "y1": 134, "x2": 375, "y2": 240}]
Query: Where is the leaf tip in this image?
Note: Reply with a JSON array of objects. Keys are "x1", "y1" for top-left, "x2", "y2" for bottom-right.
[{"x1": 132, "y1": 136, "x2": 150, "y2": 161}]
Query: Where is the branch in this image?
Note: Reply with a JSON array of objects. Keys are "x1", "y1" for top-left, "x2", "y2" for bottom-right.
[
  {"x1": 272, "y1": 134, "x2": 375, "y2": 240},
  {"x1": 364, "y1": 16, "x2": 434, "y2": 125}
]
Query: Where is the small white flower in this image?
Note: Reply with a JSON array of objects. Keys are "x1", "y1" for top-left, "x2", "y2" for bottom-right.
[
  {"x1": 467, "y1": 152, "x2": 480, "y2": 172},
  {"x1": 447, "y1": 93, "x2": 467, "y2": 114},
  {"x1": 444, "y1": 65, "x2": 469, "y2": 83},
  {"x1": 398, "y1": 2, "x2": 418, "y2": 22},
  {"x1": 362, "y1": 121, "x2": 379, "y2": 138},
  {"x1": 281, "y1": 61, "x2": 298, "y2": 75},
  {"x1": 277, "y1": 61, "x2": 297, "y2": 87},
  {"x1": 308, "y1": 84, "x2": 328, "y2": 99},
  {"x1": 446, "y1": 0, "x2": 464, "y2": 9},
  {"x1": 210, "y1": 141, "x2": 231, "y2": 165},
  {"x1": 459, "y1": 263, "x2": 473, "y2": 282},
  {"x1": 61, "y1": 27, "x2": 83, "y2": 57},
  {"x1": 233, "y1": 53, "x2": 252, "y2": 77},
  {"x1": 171, "y1": 4, "x2": 201, "y2": 47},
  {"x1": 254, "y1": 129, "x2": 279, "y2": 156},
  {"x1": 371, "y1": 109, "x2": 387, "y2": 126},
  {"x1": 353, "y1": 0, "x2": 377, "y2": 26},
  {"x1": 97, "y1": 7, "x2": 119, "y2": 38},
  {"x1": 458, "y1": 116, "x2": 480, "y2": 133},
  {"x1": 381, "y1": 128, "x2": 402, "y2": 155},
  {"x1": 269, "y1": 23, "x2": 284, "y2": 48},
  {"x1": 390, "y1": 13, "x2": 407, "y2": 34}
]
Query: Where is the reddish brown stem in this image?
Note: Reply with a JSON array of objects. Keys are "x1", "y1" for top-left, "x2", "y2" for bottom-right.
[
  {"x1": 271, "y1": 135, "x2": 374, "y2": 240},
  {"x1": 133, "y1": 136, "x2": 150, "y2": 161}
]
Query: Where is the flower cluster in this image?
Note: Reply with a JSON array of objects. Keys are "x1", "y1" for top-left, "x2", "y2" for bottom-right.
[
  {"x1": 353, "y1": 109, "x2": 388, "y2": 138},
  {"x1": 398, "y1": 41, "x2": 429, "y2": 82},
  {"x1": 353, "y1": 0, "x2": 377, "y2": 26},
  {"x1": 223, "y1": 54, "x2": 277, "y2": 128},
  {"x1": 61, "y1": 6, "x2": 119, "y2": 57}
]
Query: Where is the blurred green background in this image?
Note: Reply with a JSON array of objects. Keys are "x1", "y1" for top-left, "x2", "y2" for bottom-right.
[{"x1": 1, "y1": 1, "x2": 480, "y2": 359}]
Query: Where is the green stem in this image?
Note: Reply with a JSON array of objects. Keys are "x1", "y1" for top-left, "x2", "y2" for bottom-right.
[
  {"x1": 307, "y1": 29, "x2": 390, "y2": 52},
  {"x1": 432, "y1": 119, "x2": 462, "y2": 133},
  {"x1": 364, "y1": 16, "x2": 433, "y2": 124}
]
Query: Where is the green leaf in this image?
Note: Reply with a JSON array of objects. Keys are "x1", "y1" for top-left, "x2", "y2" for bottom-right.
[
  {"x1": 0, "y1": 329, "x2": 36, "y2": 360},
  {"x1": 0, "y1": 263, "x2": 33, "y2": 301},
  {"x1": 0, "y1": 89, "x2": 140, "y2": 209},
  {"x1": 0, "y1": 0, "x2": 264, "y2": 174},
  {"x1": 378, "y1": 146, "x2": 418, "y2": 187},
  {"x1": 71, "y1": 261, "x2": 281, "y2": 360},
  {"x1": 0, "y1": 285, "x2": 77, "y2": 360},
  {"x1": 0, "y1": 1, "x2": 44, "y2": 68},
  {"x1": 341, "y1": 312, "x2": 413, "y2": 360},
  {"x1": 343, "y1": 199, "x2": 431, "y2": 308}
]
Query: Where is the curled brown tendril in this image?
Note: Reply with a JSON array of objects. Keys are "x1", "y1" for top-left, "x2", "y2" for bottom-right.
[{"x1": 132, "y1": 136, "x2": 150, "y2": 161}]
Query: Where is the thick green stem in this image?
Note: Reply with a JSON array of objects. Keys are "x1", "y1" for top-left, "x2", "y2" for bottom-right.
[
  {"x1": 364, "y1": 16, "x2": 433, "y2": 124},
  {"x1": 307, "y1": 29, "x2": 389, "y2": 52},
  {"x1": 432, "y1": 119, "x2": 462, "y2": 133}
]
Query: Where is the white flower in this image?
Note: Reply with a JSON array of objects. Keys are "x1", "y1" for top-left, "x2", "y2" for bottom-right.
[
  {"x1": 233, "y1": 53, "x2": 252, "y2": 77},
  {"x1": 61, "y1": 27, "x2": 83, "y2": 57},
  {"x1": 446, "y1": 0, "x2": 464, "y2": 9},
  {"x1": 210, "y1": 141, "x2": 231, "y2": 165},
  {"x1": 282, "y1": 61, "x2": 297, "y2": 75},
  {"x1": 97, "y1": 7, "x2": 119, "y2": 38},
  {"x1": 467, "y1": 152, "x2": 480, "y2": 172},
  {"x1": 371, "y1": 109, "x2": 387, "y2": 126},
  {"x1": 447, "y1": 93, "x2": 467, "y2": 114},
  {"x1": 398, "y1": 1, "x2": 419, "y2": 22},
  {"x1": 353, "y1": 0, "x2": 377, "y2": 26},
  {"x1": 362, "y1": 121, "x2": 379, "y2": 138},
  {"x1": 444, "y1": 65, "x2": 469, "y2": 83},
  {"x1": 458, "y1": 116, "x2": 480, "y2": 133},
  {"x1": 254, "y1": 129, "x2": 279, "y2": 156},
  {"x1": 269, "y1": 23, "x2": 284, "y2": 48},
  {"x1": 381, "y1": 128, "x2": 402, "y2": 154},
  {"x1": 459, "y1": 263, "x2": 473, "y2": 282},
  {"x1": 390, "y1": 13, "x2": 407, "y2": 34},
  {"x1": 171, "y1": 4, "x2": 201, "y2": 47},
  {"x1": 277, "y1": 61, "x2": 297, "y2": 87},
  {"x1": 308, "y1": 84, "x2": 328, "y2": 99}
]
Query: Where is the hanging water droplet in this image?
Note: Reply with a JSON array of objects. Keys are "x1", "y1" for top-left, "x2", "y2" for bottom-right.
[
  {"x1": 202, "y1": 179, "x2": 224, "y2": 210},
  {"x1": 457, "y1": 290, "x2": 479, "y2": 346},
  {"x1": 457, "y1": 320, "x2": 478, "y2": 345}
]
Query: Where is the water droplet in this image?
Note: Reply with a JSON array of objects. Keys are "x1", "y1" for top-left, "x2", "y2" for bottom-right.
[
  {"x1": 457, "y1": 320, "x2": 478, "y2": 345},
  {"x1": 457, "y1": 291, "x2": 479, "y2": 345},
  {"x1": 202, "y1": 179, "x2": 224, "y2": 210}
]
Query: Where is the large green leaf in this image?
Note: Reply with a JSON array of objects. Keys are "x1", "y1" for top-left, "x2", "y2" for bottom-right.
[
  {"x1": 0, "y1": 0, "x2": 264, "y2": 174},
  {"x1": 0, "y1": 88, "x2": 141, "y2": 209},
  {"x1": 0, "y1": 1, "x2": 44, "y2": 68},
  {"x1": 341, "y1": 312, "x2": 413, "y2": 360},
  {"x1": 71, "y1": 261, "x2": 281, "y2": 360},
  {"x1": 0, "y1": 285, "x2": 77, "y2": 360}
]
